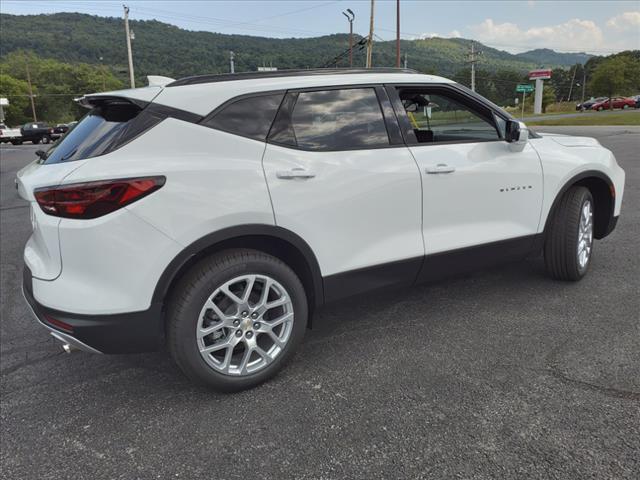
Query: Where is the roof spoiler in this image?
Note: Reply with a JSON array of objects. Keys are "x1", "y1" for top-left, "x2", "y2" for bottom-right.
[
  {"x1": 74, "y1": 95, "x2": 150, "y2": 109},
  {"x1": 147, "y1": 75, "x2": 176, "y2": 87}
]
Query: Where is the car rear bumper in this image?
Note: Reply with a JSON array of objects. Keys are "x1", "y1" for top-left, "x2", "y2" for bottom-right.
[{"x1": 23, "y1": 265, "x2": 164, "y2": 354}]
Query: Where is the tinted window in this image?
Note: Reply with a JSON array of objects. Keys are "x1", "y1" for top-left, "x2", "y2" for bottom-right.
[
  {"x1": 203, "y1": 93, "x2": 284, "y2": 141},
  {"x1": 288, "y1": 88, "x2": 389, "y2": 151},
  {"x1": 43, "y1": 102, "x2": 141, "y2": 164}
]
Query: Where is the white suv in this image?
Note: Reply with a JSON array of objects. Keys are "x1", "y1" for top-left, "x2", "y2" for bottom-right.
[{"x1": 18, "y1": 68, "x2": 625, "y2": 391}]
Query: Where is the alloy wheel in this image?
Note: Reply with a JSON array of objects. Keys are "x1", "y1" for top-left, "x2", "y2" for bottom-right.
[
  {"x1": 196, "y1": 274, "x2": 294, "y2": 376},
  {"x1": 577, "y1": 199, "x2": 593, "y2": 269}
]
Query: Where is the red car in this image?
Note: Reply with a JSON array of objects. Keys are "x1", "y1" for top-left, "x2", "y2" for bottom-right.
[{"x1": 591, "y1": 97, "x2": 636, "y2": 111}]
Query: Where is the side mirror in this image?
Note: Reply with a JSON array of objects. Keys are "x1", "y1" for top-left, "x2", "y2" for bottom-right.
[{"x1": 506, "y1": 120, "x2": 528, "y2": 152}]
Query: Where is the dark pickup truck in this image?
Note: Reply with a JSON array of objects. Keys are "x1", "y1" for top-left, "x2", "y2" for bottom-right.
[{"x1": 14, "y1": 122, "x2": 54, "y2": 145}]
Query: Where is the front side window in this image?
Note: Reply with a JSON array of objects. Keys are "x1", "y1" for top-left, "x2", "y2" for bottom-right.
[
  {"x1": 398, "y1": 89, "x2": 499, "y2": 144},
  {"x1": 273, "y1": 88, "x2": 389, "y2": 151}
]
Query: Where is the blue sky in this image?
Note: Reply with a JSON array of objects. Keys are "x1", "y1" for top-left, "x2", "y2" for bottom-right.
[{"x1": 2, "y1": 0, "x2": 639, "y2": 53}]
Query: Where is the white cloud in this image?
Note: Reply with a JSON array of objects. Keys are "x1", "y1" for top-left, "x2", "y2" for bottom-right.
[
  {"x1": 414, "y1": 30, "x2": 461, "y2": 40},
  {"x1": 469, "y1": 18, "x2": 605, "y2": 53},
  {"x1": 606, "y1": 11, "x2": 640, "y2": 30}
]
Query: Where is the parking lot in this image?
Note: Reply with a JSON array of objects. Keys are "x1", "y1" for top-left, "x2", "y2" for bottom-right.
[{"x1": 1, "y1": 126, "x2": 638, "y2": 479}]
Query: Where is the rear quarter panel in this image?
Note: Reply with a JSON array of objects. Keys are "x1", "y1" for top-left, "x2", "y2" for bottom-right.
[{"x1": 61, "y1": 117, "x2": 275, "y2": 248}]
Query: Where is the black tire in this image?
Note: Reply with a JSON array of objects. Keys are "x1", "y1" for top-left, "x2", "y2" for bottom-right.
[
  {"x1": 167, "y1": 248, "x2": 308, "y2": 391},
  {"x1": 544, "y1": 186, "x2": 594, "y2": 281},
  {"x1": 623, "y1": 104, "x2": 629, "y2": 109},
  {"x1": 42, "y1": 135, "x2": 51, "y2": 144}
]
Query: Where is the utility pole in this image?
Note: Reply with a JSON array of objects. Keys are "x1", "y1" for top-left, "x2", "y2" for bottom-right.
[
  {"x1": 581, "y1": 69, "x2": 586, "y2": 104},
  {"x1": 25, "y1": 60, "x2": 37, "y2": 122},
  {"x1": 395, "y1": 0, "x2": 400, "y2": 68},
  {"x1": 123, "y1": 5, "x2": 135, "y2": 88},
  {"x1": 366, "y1": 0, "x2": 375, "y2": 68},
  {"x1": 567, "y1": 63, "x2": 577, "y2": 102},
  {"x1": 99, "y1": 56, "x2": 106, "y2": 91},
  {"x1": 468, "y1": 42, "x2": 481, "y2": 92},
  {"x1": 229, "y1": 51, "x2": 235, "y2": 73},
  {"x1": 342, "y1": 9, "x2": 355, "y2": 68},
  {"x1": 404, "y1": 52, "x2": 407, "y2": 69}
]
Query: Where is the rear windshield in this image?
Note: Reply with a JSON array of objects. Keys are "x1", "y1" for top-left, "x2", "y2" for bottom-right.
[{"x1": 43, "y1": 102, "x2": 140, "y2": 164}]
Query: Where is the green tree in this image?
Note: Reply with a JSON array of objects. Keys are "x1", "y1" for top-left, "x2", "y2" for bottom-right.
[
  {"x1": 588, "y1": 54, "x2": 640, "y2": 109},
  {"x1": 0, "y1": 51, "x2": 125, "y2": 123},
  {"x1": 0, "y1": 73, "x2": 32, "y2": 125}
]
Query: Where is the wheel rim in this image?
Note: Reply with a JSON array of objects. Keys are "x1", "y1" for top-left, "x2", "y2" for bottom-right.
[
  {"x1": 196, "y1": 274, "x2": 294, "y2": 376},
  {"x1": 577, "y1": 200, "x2": 593, "y2": 269}
]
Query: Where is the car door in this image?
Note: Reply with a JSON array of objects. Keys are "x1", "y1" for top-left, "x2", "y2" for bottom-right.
[
  {"x1": 387, "y1": 84, "x2": 543, "y2": 260},
  {"x1": 262, "y1": 86, "x2": 424, "y2": 302}
]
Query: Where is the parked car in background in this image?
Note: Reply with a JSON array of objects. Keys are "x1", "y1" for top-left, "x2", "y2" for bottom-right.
[
  {"x1": 51, "y1": 123, "x2": 70, "y2": 140},
  {"x1": 18, "y1": 122, "x2": 53, "y2": 144},
  {"x1": 0, "y1": 123, "x2": 22, "y2": 143},
  {"x1": 576, "y1": 97, "x2": 607, "y2": 111},
  {"x1": 591, "y1": 97, "x2": 636, "y2": 111}
]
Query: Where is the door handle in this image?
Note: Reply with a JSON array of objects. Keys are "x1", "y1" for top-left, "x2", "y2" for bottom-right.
[
  {"x1": 276, "y1": 168, "x2": 316, "y2": 179},
  {"x1": 425, "y1": 164, "x2": 456, "y2": 174}
]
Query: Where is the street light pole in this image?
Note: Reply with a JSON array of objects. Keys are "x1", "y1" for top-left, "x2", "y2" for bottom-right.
[{"x1": 342, "y1": 9, "x2": 355, "y2": 68}]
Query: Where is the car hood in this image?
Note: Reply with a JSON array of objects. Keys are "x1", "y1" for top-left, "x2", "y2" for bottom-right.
[{"x1": 538, "y1": 133, "x2": 601, "y2": 148}]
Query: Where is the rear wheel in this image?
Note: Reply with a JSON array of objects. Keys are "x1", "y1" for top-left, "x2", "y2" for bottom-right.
[
  {"x1": 544, "y1": 186, "x2": 594, "y2": 281},
  {"x1": 623, "y1": 104, "x2": 629, "y2": 109},
  {"x1": 167, "y1": 249, "x2": 307, "y2": 391},
  {"x1": 42, "y1": 135, "x2": 51, "y2": 144}
]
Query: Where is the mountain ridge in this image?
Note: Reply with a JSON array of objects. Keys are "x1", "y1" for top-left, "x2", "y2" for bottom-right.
[{"x1": 0, "y1": 12, "x2": 594, "y2": 80}]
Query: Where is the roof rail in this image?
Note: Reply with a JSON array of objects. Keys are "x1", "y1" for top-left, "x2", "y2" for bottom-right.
[{"x1": 167, "y1": 67, "x2": 421, "y2": 87}]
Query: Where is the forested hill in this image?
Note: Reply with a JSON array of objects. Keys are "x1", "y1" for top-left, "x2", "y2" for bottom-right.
[
  {"x1": 0, "y1": 12, "x2": 584, "y2": 80},
  {"x1": 516, "y1": 48, "x2": 593, "y2": 66}
]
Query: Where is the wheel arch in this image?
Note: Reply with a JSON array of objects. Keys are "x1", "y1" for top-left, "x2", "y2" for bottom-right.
[
  {"x1": 544, "y1": 170, "x2": 616, "y2": 240},
  {"x1": 152, "y1": 224, "x2": 324, "y2": 321}
]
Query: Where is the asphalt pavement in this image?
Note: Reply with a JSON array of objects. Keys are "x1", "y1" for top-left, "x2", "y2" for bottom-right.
[{"x1": 1, "y1": 127, "x2": 639, "y2": 479}]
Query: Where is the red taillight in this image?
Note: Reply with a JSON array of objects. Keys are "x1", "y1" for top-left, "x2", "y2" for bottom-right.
[{"x1": 34, "y1": 176, "x2": 165, "y2": 219}]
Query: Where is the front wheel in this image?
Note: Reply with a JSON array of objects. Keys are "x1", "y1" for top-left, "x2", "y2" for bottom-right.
[
  {"x1": 544, "y1": 186, "x2": 594, "y2": 281},
  {"x1": 167, "y1": 249, "x2": 308, "y2": 391},
  {"x1": 623, "y1": 104, "x2": 629, "y2": 109},
  {"x1": 42, "y1": 135, "x2": 51, "y2": 144}
]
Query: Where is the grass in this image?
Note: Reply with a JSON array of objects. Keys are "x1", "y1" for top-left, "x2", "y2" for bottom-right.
[{"x1": 527, "y1": 112, "x2": 640, "y2": 126}]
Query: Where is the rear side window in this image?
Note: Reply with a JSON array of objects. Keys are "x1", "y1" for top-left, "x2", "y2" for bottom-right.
[
  {"x1": 202, "y1": 93, "x2": 284, "y2": 141},
  {"x1": 43, "y1": 102, "x2": 141, "y2": 164},
  {"x1": 270, "y1": 88, "x2": 390, "y2": 151}
]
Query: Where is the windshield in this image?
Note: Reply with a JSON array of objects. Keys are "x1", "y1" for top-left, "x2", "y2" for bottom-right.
[{"x1": 43, "y1": 102, "x2": 141, "y2": 164}]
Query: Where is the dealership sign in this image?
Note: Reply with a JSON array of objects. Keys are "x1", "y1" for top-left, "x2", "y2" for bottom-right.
[{"x1": 529, "y1": 69, "x2": 552, "y2": 80}]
